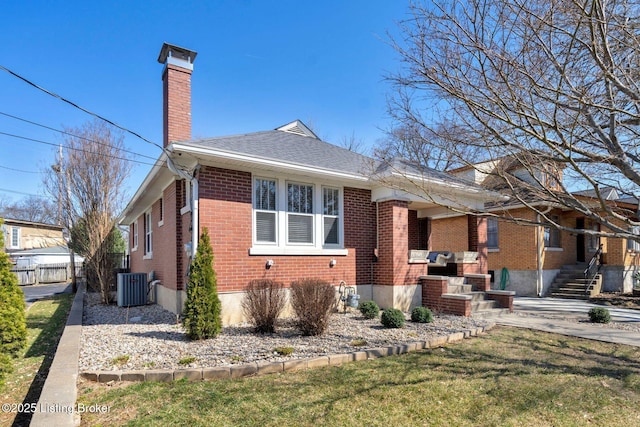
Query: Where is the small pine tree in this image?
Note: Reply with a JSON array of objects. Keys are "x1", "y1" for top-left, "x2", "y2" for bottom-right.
[
  {"x1": 182, "y1": 228, "x2": 222, "y2": 340},
  {"x1": 0, "y1": 219, "x2": 27, "y2": 356}
]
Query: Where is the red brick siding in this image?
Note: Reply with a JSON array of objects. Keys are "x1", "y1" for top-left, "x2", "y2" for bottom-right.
[
  {"x1": 343, "y1": 188, "x2": 377, "y2": 285},
  {"x1": 430, "y1": 216, "x2": 468, "y2": 252},
  {"x1": 195, "y1": 167, "x2": 378, "y2": 292},
  {"x1": 162, "y1": 64, "x2": 192, "y2": 147},
  {"x1": 420, "y1": 276, "x2": 470, "y2": 316},
  {"x1": 375, "y1": 200, "x2": 428, "y2": 287}
]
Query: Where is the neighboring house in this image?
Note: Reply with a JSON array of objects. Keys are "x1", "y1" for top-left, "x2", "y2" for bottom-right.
[
  {"x1": 442, "y1": 159, "x2": 640, "y2": 296},
  {"x1": 12, "y1": 245, "x2": 84, "y2": 268},
  {"x1": 1, "y1": 218, "x2": 65, "y2": 258},
  {"x1": 120, "y1": 43, "x2": 501, "y2": 324}
]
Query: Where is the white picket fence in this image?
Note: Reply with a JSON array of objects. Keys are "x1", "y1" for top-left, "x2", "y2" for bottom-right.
[{"x1": 10, "y1": 263, "x2": 84, "y2": 285}]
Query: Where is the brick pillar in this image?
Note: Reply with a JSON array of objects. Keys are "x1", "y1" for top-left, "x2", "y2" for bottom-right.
[
  {"x1": 376, "y1": 200, "x2": 409, "y2": 286},
  {"x1": 467, "y1": 215, "x2": 488, "y2": 274}
]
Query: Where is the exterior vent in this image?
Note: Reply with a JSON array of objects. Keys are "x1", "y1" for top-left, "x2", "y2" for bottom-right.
[
  {"x1": 276, "y1": 120, "x2": 318, "y2": 138},
  {"x1": 117, "y1": 273, "x2": 148, "y2": 307}
]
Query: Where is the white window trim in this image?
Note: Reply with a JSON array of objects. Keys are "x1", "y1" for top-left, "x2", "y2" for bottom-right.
[
  {"x1": 144, "y1": 210, "x2": 153, "y2": 259},
  {"x1": 131, "y1": 221, "x2": 138, "y2": 252},
  {"x1": 9, "y1": 227, "x2": 20, "y2": 249},
  {"x1": 250, "y1": 176, "x2": 347, "y2": 256},
  {"x1": 180, "y1": 180, "x2": 192, "y2": 215}
]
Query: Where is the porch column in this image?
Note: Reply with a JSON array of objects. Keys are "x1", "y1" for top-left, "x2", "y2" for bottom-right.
[{"x1": 376, "y1": 200, "x2": 410, "y2": 286}]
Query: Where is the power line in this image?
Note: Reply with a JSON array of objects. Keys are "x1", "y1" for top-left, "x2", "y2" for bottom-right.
[
  {"x1": 0, "y1": 111, "x2": 159, "y2": 161},
  {"x1": 0, "y1": 64, "x2": 164, "y2": 151},
  {"x1": 0, "y1": 131, "x2": 158, "y2": 167},
  {"x1": 0, "y1": 187, "x2": 44, "y2": 198},
  {"x1": 0, "y1": 164, "x2": 40, "y2": 174}
]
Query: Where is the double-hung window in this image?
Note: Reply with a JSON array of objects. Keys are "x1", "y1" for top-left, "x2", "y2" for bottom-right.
[
  {"x1": 323, "y1": 187, "x2": 340, "y2": 245},
  {"x1": 544, "y1": 215, "x2": 561, "y2": 248},
  {"x1": 254, "y1": 178, "x2": 277, "y2": 243},
  {"x1": 487, "y1": 218, "x2": 498, "y2": 249},
  {"x1": 252, "y1": 177, "x2": 344, "y2": 254},
  {"x1": 287, "y1": 182, "x2": 314, "y2": 244},
  {"x1": 10, "y1": 227, "x2": 20, "y2": 249},
  {"x1": 628, "y1": 225, "x2": 640, "y2": 252},
  {"x1": 144, "y1": 211, "x2": 153, "y2": 257}
]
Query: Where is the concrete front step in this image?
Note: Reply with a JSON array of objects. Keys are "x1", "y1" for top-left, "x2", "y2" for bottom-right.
[
  {"x1": 471, "y1": 308, "x2": 511, "y2": 319},
  {"x1": 472, "y1": 300, "x2": 497, "y2": 311},
  {"x1": 448, "y1": 284, "x2": 472, "y2": 294},
  {"x1": 549, "y1": 292, "x2": 590, "y2": 300}
]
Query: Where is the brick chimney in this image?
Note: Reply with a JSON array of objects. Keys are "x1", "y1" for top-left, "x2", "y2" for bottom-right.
[{"x1": 157, "y1": 43, "x2": 198, "y2": 147}]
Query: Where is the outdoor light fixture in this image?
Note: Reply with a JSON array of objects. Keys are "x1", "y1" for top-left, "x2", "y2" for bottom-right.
[
  {"x1": 329, "y1": 259, "x2": 337, "y2": 267},
  {"x1": 265, "y1": 259, "x2": 274, "y2": 269}
]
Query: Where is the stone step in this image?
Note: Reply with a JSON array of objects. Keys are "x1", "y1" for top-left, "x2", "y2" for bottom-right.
[
  {"x1": 448, "y1": 277, "x2": 465, "y2": 286},
  {"x1": 471, "y1": 299, "x2": 497, "y2": 311},
  {"x1": 447, "y1": 284, "x2": 472, "y2": 294},
  {"x1": 470, "y1": 308, "x2": 511, "y2": 319},
  {"x1": 549, "y1": 292, "x2": 590, "y2": 300}
]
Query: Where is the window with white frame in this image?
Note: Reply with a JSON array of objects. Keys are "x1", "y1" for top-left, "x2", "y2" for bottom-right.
[
  {"x1": 287, "y1": 182, "x2": 314, "y2": 244},
  {"x1": 254, "y1": 178, "x2": 277, "y2": 243},
  {"x1": 10, "y1": 227, "x2": 20, "y2": 249},
  {"x1": 132, "y1": 221, "x2": 138, "y2": 251},
  {"x1": 544, "y1": 215, "x2": 561, "y2": 248},
  {"x1": 487, "y1": 218, "x2": 498, "y2": 249},
  {"x1": 144, "y1": 211, "x2": 153, "y2": 256},
  {"x1": 628, "y1": 226, "x2": 640, "y2": 252},
  {"x1": 252, "y1": 177, "x2": 344, "y2": 253},
  {"x1": 323, "y1": 187, "x2": 340, "y2": 245}
]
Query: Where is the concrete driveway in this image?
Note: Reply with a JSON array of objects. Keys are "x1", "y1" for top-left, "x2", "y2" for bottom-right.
[{"x1": 21, "y1": 282, "x2": 72, "y2": 307}]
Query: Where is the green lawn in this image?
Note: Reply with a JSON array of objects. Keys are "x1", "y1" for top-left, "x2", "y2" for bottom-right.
[
  {"x1": 78, "y1": 326, "x2": 640, "y2": 426},
  {"x1": 0, "y1": 293, "x2": 74, "y2": 427}
]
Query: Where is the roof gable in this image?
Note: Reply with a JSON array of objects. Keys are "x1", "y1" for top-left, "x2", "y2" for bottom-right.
[{"x1": 276, "y1": 120, "x2": 318, "y2": 138}]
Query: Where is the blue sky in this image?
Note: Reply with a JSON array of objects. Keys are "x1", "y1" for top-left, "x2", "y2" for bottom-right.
[{"x1": 0, "y1": 0, "x2": 411, "y2": 205}]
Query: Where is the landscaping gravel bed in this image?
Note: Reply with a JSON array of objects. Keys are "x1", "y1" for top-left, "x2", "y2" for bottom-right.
[{"x1": 79, "y1": 293, "x2": 492, "y2": 372}]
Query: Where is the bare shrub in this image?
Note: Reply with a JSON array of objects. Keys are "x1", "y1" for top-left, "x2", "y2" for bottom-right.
[
  {"x1": 290, "y1": 278, "x2": 336, "y2": 336},
  {"x1": 241, "y1": 279, "x2": 287, "y2": 333}
]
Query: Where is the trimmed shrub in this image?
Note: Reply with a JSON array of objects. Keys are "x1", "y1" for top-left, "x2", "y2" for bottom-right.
[
  {"x1": 411, "y1": 306, "x2": 434, "y2": 323},
  {"x1": 358, "y1": 300, "x2": 380, "y2": 319},
  {"x1": 242, "y1": 279, "x2": 287, "y2": 333},
  {"x1": 290, "y1": 278, "x2": 336, "y2": 336},
  {"x1": 183, "y1": 228, "x2": 222, "y2": 340},
  {"x1": 381, "y1": 308, "x2": 405, "y2": 329},
  {"x1": 588, "y1": 307, "x2": 611, "y2": 324}
]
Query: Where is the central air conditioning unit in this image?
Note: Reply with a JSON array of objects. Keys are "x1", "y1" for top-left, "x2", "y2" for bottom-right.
[{"x1": 117, "y1": 273, "x2": 148, "y2": 307}]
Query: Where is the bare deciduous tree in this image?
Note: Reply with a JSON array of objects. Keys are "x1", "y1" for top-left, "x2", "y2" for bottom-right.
[
  {"x1": 383, "y1": 0, "x2": 640, "y2": 239},
  {"x1": 0, "y1": 196, "x2": 57, "y2": 224},
  {"x1": 43, "y1": 120, "x2": 131, "y2": 303}
]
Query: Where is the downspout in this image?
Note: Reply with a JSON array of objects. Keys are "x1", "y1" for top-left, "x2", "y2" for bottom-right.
[
  {"x1": 536, "y1": 206, "x2": 553, "y2": 297},
  {"x1": 165, "y1": 155, "x2": 200, "y2": 314}
]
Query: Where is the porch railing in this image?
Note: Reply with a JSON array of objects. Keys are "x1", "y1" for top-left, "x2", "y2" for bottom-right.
[{"x1": 584, "y1": 244, "x2": 603, "y2": 294}]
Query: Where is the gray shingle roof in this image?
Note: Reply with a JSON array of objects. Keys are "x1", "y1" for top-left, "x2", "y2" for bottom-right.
[{"x1": 183, "y1": 128, "x2": 373, "y2": 176}]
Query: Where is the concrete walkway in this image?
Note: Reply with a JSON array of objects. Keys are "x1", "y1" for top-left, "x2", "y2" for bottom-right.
[{"x1": 495, "y1": 297, "x2": 640, "y2": 347}]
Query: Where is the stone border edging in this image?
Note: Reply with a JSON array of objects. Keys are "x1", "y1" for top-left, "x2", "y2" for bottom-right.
[
  {"x1": 79, "y1": 323, "x2": 495, "y2": 383},
  {"x1": 31, "y1": 281, "x2": 86, "y2": 427}
]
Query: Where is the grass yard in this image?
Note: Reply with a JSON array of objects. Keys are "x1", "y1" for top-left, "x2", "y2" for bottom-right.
[
  {"x1": 0, "y1": 293, "x2": 74, "y2": 427},
  {"x1": 78, "y1": 326, "x2": 640, "y2": 426}
]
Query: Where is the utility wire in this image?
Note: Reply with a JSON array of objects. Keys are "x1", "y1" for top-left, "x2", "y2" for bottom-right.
[
  {"x1": 0, "y1": 64, "x2": 164, "y2": 151},
  {"x1": 0, "y1": 187, "x2": 44, "y2": 197},
  {"x1": 0, "y1": 131, "x2": 158, "y2": 167},
  {"x1": 0, "y1": 111, "x2": 159, "y2": 161},
  {"x1": 0, "y1": 164, "x2": 40, "y2": 174}
]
